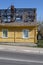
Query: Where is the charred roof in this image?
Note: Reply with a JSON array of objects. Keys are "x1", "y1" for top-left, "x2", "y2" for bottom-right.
[{"x1": 0, "y1": 5, "x2": 37, "y2": 26}]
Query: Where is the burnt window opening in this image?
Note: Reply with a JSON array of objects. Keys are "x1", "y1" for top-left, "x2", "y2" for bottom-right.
[
  {"x1": 2, "y1": 15, "x2": 11, "y2": 23},
  {"x1": 16, "y1": 15, "x2": 22, "y2": 22},
  {"x1": 0, "y1": 9, "x2": 11, "y2": 23},
  {"x1": 2, "y1": 10, "x2": 7, "y2": 17},
  {"x1": 2, "y1": 17, "x2": 7, "y2": 23},
  {"x1": 24, "y1": 16, "x2": 35, "y2": 22}
]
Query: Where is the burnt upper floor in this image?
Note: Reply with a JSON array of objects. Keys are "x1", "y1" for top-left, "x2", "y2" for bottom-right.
[{"x1": 0, "y1": 5, "x2": 37, "y2": 23}]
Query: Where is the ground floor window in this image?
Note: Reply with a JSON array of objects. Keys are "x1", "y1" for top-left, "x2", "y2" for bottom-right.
[
  {"x1": 2, "y1": 29, "x2": 8, "y2": 38},
  {"x1": 23, "y1": 29, "x2": 29, "y2": 38}
]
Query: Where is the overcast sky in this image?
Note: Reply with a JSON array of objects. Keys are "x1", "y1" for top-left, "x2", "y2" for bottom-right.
[{"x1": 0, "y1": 0, "x2": 43, "y2": 21}]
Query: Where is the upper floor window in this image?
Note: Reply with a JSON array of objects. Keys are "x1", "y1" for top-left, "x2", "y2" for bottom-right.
[
  {"x1": 16, "y1": 16, "x2": 22, "y2": 22},
  {"x1": 2, "y1": 16, "x2": 11, "y2": 23},
  {"x1": 7, "y1": 16, "x2": 11, "y2": 22},
  {"x1": 2, "y1": 17, "x2": 7, "y2": 23}
]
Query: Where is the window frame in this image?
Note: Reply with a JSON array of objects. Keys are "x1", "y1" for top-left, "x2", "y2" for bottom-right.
[{"x1": 2, "y1": 29, "x2": 8, "y2": 38}]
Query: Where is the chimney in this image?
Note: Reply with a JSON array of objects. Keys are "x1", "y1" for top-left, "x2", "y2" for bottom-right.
[{"x1": 10, "y1": 5, "x2": 15, "y2": 22}]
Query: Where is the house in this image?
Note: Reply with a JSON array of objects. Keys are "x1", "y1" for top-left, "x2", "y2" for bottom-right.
[{"x1": 0, "y1": 5, "x2": 37, "y2": 44}]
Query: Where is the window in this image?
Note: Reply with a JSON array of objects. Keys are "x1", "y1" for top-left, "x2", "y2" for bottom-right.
[
  {"x1": 2, "y1": 29, "x2": 8, "y2": 38},
  {"x1": 16, "y1": 16, "x2": 22, "y2": 22},
  {"x1": 3, "y1": 16, "x2": 11, "y2": 23},
  {"x1": 3, "y1": 18, "x2": 7, "y2": 22},
  {"x1": 23, "y1": 30, "x2": 29, "y2": 38},
  {"x1": 7, "y1": 16, "x2": 11, "y2": 22}
]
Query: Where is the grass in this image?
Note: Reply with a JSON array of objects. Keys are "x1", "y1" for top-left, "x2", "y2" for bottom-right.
[{"x1": 37, "y1": 40, "x2": 43, "y2": 47}]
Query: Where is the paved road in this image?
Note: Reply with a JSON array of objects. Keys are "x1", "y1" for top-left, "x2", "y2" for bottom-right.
[{"x1": 0, "y1": 51, "x2": 43, "y2": 65}]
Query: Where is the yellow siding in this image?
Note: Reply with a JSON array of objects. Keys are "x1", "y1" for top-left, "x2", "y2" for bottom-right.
[
  {"x1": 0, "y1": 26, "x2": 37, "y2": 43},
  {"x1": 0, "y1": 38, "x2": 14, "y2": 42},
  {"x1": 15, "y1": 39, "x2": 34, "y2": 43},
  {"x1": 15, "y1": 27, "x2": 36, "y2": 43}
]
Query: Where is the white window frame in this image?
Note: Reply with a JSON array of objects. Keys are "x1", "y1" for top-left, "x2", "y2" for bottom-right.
[
  {"x1": 2, "y1": 29, "x2": 8, "y2": 38},
  {"x1": 22, "y1": 29, "x2": 29, "y2": 39}
]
